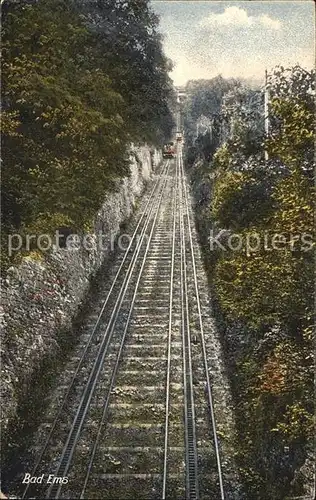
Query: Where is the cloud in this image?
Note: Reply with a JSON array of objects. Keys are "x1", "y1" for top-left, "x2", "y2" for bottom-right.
[
  {"x1": 259, "y1": 14, "x2": 281, "y2": 30},
  {"x1": 200, "y1": 6, "x2": 282, "y2": 31},
  {"x1": 153, "y1": 1, "x2": 314, "y2": 86}
]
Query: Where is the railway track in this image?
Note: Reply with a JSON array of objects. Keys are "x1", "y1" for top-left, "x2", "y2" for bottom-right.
[{"x1": 21, "y1": 145, "x2": 225, "y2": 499}]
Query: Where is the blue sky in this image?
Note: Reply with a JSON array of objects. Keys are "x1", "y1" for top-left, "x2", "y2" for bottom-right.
[{"x1": 151, "y1": 1, "x2": 315, "y2": 85}]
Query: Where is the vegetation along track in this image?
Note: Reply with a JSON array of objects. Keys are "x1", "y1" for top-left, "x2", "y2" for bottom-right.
[{"x1": 20, "y1": 146, "x2": 227, "y2": 500}]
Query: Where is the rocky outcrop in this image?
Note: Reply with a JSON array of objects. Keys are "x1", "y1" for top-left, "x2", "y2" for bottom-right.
[{"x1": 0, "y1": 145, "x2": 162, "y2": 434}]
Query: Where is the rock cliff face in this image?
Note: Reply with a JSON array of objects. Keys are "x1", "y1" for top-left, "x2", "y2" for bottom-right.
[{"x1": 0, "y1": 145, "x2": 162, "y2": 434}]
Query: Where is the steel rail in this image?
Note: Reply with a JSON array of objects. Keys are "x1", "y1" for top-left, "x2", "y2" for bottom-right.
[
  {"x1": 179, "y1": 146, "x2": 199, "y2": 500},
  {"x1": 79, "y1": 164, "x2": 174, "y2": 499},
  {"x1": 22, "y1": 160, "x2": 169, "y2": 500},
  {"x1": 162, "y1": 150, "x2": 178, "y2": 499},
  {"x1": 179, "y1": 148, "x2": 225, "y2": 500},
  {"x1": 47, "y1": 163, "x2": 172, "y2": 499}
]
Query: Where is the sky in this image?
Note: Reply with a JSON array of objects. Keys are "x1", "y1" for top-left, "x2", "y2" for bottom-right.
[{"x1": 151, "y1": 1, "x2": 315, "y2": 86}]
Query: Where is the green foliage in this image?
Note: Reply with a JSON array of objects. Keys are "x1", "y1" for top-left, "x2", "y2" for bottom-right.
[
  {"x1": 185, "y1": 76, "x2": 239, "y2": 120},
  {"x1": 212, "y1": 144, "x2": 231, "y2": 170},
  {"x1": 188, "y1": 65, "x2": 315, "y2": 498},
  {"x1": 221, "y1": 85, "x2": 265, "y2": 160},
  {"x1": 215, "y1": 245, "x2": 313, "y2": 332},
  {"x1": 273, "y1": 404, "x2": 314, "y2": 441},
  {"x1": 183, "y1": 76, "x2": 238, "y2": 154},
  {"x1": 76, "y1": 0, "x2": 176, "y2": 145},
  {"x1": 212, "y1": 169, "x2": 274, "y2": 230},
  {"x1": 266, "y1": 65, "x2": 315, "y2": 172},
  {"x1": 1, "y1": 0, "x2": 174, "y2": 265},
  {"x1": 210, "y1": 66, "x2": 314, "y2": 332}
]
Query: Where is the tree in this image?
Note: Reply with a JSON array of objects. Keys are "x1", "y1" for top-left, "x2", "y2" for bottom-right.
[
  {"x1": 183, "y1": 76, "x2": 238, "y2": 157},
  {"x1": 75, "y1": 0, "x2": 176, "y2": 144},
  {"x1": 1, "y1": 0, "x2": 175, "y2": 267},
  {"x1": 187, "y1": 64, "x2": 315, "y2": 498},
  {"x1": 266, "y1": 65, "x2": 315, "y2": 174}
]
